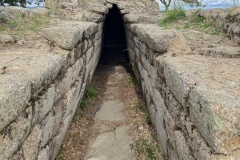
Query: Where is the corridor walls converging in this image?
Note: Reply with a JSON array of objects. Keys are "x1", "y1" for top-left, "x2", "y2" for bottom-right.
[
  {"x1": 1, "y1": 2, "x2": 239, "y2": 160},
  {"x1": 100, "y1": 4, "x2": 129, "y2": 65}
]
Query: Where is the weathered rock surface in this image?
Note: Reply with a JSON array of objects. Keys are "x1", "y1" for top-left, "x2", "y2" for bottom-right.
[
  {"x1": 42, "y1": 26, "x2": 83, "y2": 50},
  {"x1": 196, "y1": 46, "x2": 240, "y2": 58},
  {"x1": 95, "y1": 100, "x2": 126, "y2": 121},
  {"x1": 85, "y1": 126, "x2": 135, "y2": 160},
  {"x1": 0, "y1": 51, "x2": 62, "y2": 132},
  {"x1": 0, "y1": 12, "x2": 103, "y2": 159},
  {"x1": 193, "y1": 6, "x2": 240, "y2": 44},
  {"x1": 1, "y1": 0, "x2": 240, "y2": 159},
  {"x1": 126, "y1": 21, "x2": 240, "y2": 159},
  {"x1": 88, "y1": 3, "x2": 108, "y2": 14},
  {"x1": 0, "y1": 35, "x2": 16, "y2": 44},
  {"x1": 84, "y1": 65, "x2": 136, "y2": 160},
  {"x1": 165, "y1": 55, "x2": 240, "y2": 153}
]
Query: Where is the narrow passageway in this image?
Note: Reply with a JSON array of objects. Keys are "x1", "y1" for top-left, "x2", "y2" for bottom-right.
[
  {"x1": 100, "y1": 4, "x2": 129, "y2": 65},
  {"x1": 83, "y1": 4, "x2": 136, "y2": 159},
  {"x1": 56, "y1": 4, "x2": 163, "y2": 160}
]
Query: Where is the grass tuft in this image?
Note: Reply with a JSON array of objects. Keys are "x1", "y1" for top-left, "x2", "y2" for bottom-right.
[
  {"x1": 0, "y1": 12, "x2": 50, "y2": 37},
  {"x1": 73, "y1": 84, "x2": 99, "y2": 122},
  {"x1": 160, "y1": 9, "x2": 186, "y2": 26},
  {"x1": 134, "y1": 138, "x2": 159, "y2": 160}
]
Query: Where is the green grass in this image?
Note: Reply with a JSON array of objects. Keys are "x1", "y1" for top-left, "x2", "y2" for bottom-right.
[
  {"x1": 190, "y1": 14, "x2": 205, "y2": 23},
  {"x1": 0, "y1": 12, "x2": 50, "y2": 37},
  {"x1": 80, "y1": 84, "x2": 99, "y2": 109},
  {"x1": 160, "y1": 9, "x2": 186, "y2": 26},
  {"x1": 182, "y1": 13, "x2": 221, "y2": 34},
  {"x1": 128, "y1": 77, "x2": 139, "y2": 86},
  {"x1": 73, "y1": 84, "x2": 99, "y2": 122},
  {"x1": 136, "y1": 102, "x2": 150, "y2": 122},
  {"x1": 134, "y1": 138, "x2": 159, "y2": 160}
]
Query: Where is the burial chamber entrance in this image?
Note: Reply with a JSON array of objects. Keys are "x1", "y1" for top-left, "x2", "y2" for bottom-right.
[{"x1": 99, "y1": 4, "x2": 129, "y2": 65}]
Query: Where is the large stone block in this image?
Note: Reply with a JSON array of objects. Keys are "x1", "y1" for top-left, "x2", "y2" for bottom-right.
[
  {"x1": 156, "y1": 103, "x2": 168, "y2": 155},
  {"x1": 59, "y1": 21, "x2": 98, "y2": 40},
  {"x1": 37, "y1": 146, "x2": 50, "y2": 160},
  {"x1": 88, "y1": 3, "x2": 108, "y2": 14},
  {"x1": 175, "y1": 130, "x2": 194, "y2": 160},
  {"x1": 0, "y1": 75, "x2": 31, "y2": 132},
  {"x1": 23, "y1": 125, "x2": 42, "y2": 160},
  {"x1": 40, "y1": 100, "x2": 63, "y2": 148},
  {"x1": 9, "y1": 148, "x2": 24, "y2": 160},
  {"x1": 130, "y1": 24, "x2": 180, "y2": 53},
  {"x1": 0, "y1": 107, "x2": 33, "y2": 159},
  {"x1": 54, "y1": 58, "x2": 84, "y2": 102},
  {"x1": 42, "y1": 26, "x2": 83, "y2": 50},
  {"x1": 0, "y1": 51, "x2": 62, "y2": 96},
  {"x1": 34, "y1": 85, "x2": 56, "y2": 123},
  {"x1": 62, "y1": 80, "x2": 83, "y2": 121},
  {"x1": 164, "y1": 55, "x2": 240, "y2": 154}
]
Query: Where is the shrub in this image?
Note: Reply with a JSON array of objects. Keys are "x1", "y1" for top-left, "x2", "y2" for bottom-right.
[{"x1": 160, "y1": 8, "x2": 187, "y2": 25}]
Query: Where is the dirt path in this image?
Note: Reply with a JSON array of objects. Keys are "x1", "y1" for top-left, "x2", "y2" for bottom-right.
[
  {"x1": 57, "y1": 63, "x2": 163, "y2": 160},
  {"x1": 84, "y1": 64, "x2": 136, "y2": 159}
]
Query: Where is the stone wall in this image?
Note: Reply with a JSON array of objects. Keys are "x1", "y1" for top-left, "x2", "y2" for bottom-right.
[
  {"x1": 0, "y1": 21, "x2": 103, "y2": 159},
  {"x1": 188, "y1": 7, "x2": 240, "y2": 44},
  {"x1": 1, "y1": 2, "x2": 240, "y2": 160},
  {"x1": 125, "y1": 23, "x2": 240, "y2": 160}
]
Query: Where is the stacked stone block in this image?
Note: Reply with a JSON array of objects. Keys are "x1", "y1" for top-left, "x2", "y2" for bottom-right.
[
  {"x1": 125, "y1": 23, "x2": 240, "y2": 160},
  {"x1": 0, "y1": 21, "x2": 104, "y2": 160}
]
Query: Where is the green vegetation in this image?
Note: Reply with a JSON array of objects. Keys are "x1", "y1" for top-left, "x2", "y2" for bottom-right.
[
  {"x1": 183, "y1": 13, "x2": 223, "y2": 35},
  {"x1": 80, "y1": 84, "x2": 99, "y2": 109},
  {"x1": 128, "y1": 77, "x2": 139, "y2": 86},
  {"x1": 56, "y1": 145, "x2": 65, "y2": 160},
  {"x1": 134, "y1": 138, "x2": 160, "y2": 160},
  {"x1": 136, "y1": 102, "x2": 150, "y2": 122},
  {"x1": 160, "y1": 8, "x2": 186, "y2": 26},
  {"x1": 159, "y1": 9, "x2": 223, "y2": 35},
  {"x1": 73, "y1": 84, "x2": 99, "y2": 122},
  {"x1": 0, "y1": 12, "x2": 50, "y2": 37},
  {"x1": 189, "y1": 14, "x2": 204, "y2": 23}
]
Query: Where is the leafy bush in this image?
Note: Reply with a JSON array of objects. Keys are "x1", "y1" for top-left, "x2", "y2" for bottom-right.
[
  {"x1": 160, "y1": 9, "x2": 187, "y2": 25},
  {"x1": 190, "y1": 14, "x2": 205, "y2": 23}
]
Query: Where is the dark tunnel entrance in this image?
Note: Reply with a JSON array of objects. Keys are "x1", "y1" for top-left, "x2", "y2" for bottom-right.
[{"x1": 99, "y1": 4, "x2": 129, "y2": 65}]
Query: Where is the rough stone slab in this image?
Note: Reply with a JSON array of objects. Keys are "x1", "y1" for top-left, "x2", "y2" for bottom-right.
[
  {"x1": 130, "y1": 24, "x2": 180, "y2": 53},
  {"x1": 195, "y1": 46, "x2": 240, "y2": 58},
  {"x1": 164, "y1": 55, "x2": 240, "y2": 154},
  {"x1": 35, "y1": 84, "x2": 56, "y2": 122},
  {"x1": 83, "y1": 11, "x2": 104, "y2": 23},
  {"x1": 174, "y1": 130, "x2": 194, "y2": 160},
  {"x1": 88, "y1": 3, "x2": 108, "y2": 14},
  {"x1": 0, "y1": 107, "x2": 32, "y2": 160},
  {"x1": 59, "y1": 2, "x2": 76, "y2": 10},
  {"x1": 84, "y1": 126, "x2": 135, "y2": 160},
  {"x1": 54, "y1": 58, "x2": 84, "y2": 102},
  {"x1": 42, "y1": 26, "x2": 83, "y2": 50},
  {"x1": 37, "y1": 146, "x2": 50, "y2": 160},
  {"x1": 0, "y1": 34, "x2": 16, "y2": 44},
  {"x1": 9, "y1": 149, "x2": 24, "y2": 160},
  {"x1": 60, "y1": 21, "x2": 98, "y2": 39},
  {"x1": 40, "y1": 101, "x2": 63, "y2": 148},
  {"x1": 0, "y1": 51, "x2": 62, "y2": 96},
  {"x1": 23, "y1": 125, "x2": 41, "y2": 160},
  {"x1": 95, "y1": 100, "x2": 126, "y2": 121},
  {"x1": 0, "y1": 75, "x2": 31, "y2": 132}
]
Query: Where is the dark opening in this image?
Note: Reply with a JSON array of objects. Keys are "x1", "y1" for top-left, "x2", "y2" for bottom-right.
[{"x1": 99, "y1": 4, "x2": 129, "y2": 65}]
